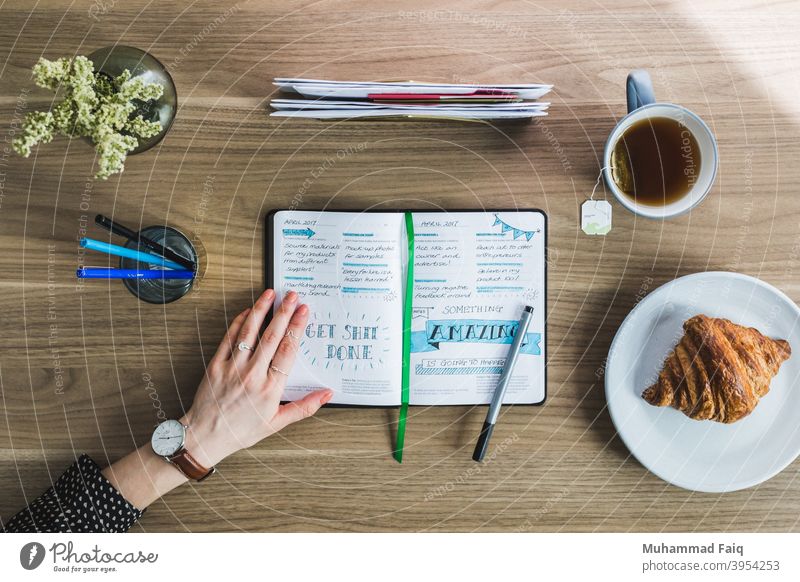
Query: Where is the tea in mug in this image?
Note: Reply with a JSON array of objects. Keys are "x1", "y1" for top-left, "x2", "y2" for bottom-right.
[{"x1": 610, "y1": 116, "x2": 701, "y2": 206}]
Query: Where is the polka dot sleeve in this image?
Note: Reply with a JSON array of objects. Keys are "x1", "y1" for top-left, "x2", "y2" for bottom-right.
[{"x1": 2, "y1": 454, "x2": 145, "y2": 533}]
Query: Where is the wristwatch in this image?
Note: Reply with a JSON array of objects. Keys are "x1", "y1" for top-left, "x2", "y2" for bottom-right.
[{"x1": 150, "y1": 419, "x2": 215, "y2": 481}]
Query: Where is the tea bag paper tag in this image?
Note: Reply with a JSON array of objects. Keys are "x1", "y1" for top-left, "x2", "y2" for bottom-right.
[{"x1": 581, "y1": 200, "x2": 612, "y2": 235}]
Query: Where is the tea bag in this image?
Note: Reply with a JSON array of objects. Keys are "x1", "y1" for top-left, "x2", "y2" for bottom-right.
[
  {"x1": 609, "y1": 147, "x2": 633, "y2": 194},
  {"x1": 581, "y1": 200, "x2": 612, "y2": 235},
  {"x1": 581, "y1": 168, "x2": 612, "y2": 236}
]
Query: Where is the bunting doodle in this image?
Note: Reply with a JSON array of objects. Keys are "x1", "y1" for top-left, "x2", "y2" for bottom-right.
[{"x1": 493, "y1": 214, "x2": 540, "y2": 241}]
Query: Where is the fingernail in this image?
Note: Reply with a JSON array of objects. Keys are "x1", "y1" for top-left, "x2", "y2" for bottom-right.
[
  {"x1": 321, "y1": 390, "x2": 334, "y2": 404},
  {"x1": 297, "y1": 304, "x2": 308, "y2": 315},
  {"x1": 285, "y1": 291, "x2": 297, "y2": 303},
  {"x1": 264, "y1": 289, "x2": 274, "y2": 300}
]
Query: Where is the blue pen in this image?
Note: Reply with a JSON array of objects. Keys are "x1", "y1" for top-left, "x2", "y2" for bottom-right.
[
  {"x1": 77, "y1": 268, "x2": 195, "y2": 279},
  {"x1": 80, "y1": 238, "x2": 187, "y2": 270}
]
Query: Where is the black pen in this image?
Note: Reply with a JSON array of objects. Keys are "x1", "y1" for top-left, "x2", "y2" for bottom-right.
[
  {"x1": 473, "y1": 305, "x2": 535, "y2": 462},
  {"x1": 94, "y1": 214, "x2": 196, "y2": 271}
]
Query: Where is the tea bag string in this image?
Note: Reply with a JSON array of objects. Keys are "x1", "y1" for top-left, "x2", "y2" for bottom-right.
[{"x1": 590, "y1": 166, "x2": 611, "y2": 201}]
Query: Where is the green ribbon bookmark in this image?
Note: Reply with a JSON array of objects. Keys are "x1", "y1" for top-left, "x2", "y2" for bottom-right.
[{"x1": 394, "y1": 212, "x2": 415, "y2": 463}]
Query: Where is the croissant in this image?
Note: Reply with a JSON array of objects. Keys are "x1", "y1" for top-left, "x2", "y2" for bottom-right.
[{"x1": 642, "y1": 314, "x2": 791, "y2": 423}]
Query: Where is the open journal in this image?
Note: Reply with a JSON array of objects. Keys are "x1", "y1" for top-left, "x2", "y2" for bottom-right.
[{"x1": 266, "y1": 210, "x2": 546, "y2": 407}]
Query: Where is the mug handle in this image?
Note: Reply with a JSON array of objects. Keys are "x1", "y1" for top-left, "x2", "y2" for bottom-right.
[{"x1": 626, "y1": 69, "x2": 655, "y2": 113}]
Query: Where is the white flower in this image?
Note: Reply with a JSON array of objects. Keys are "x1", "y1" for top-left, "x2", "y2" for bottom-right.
[{"x1": 13, "y1": 54, "x2": 165, "y2": 179}]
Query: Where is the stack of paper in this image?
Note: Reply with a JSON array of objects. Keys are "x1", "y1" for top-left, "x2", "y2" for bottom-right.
[{"x1": 270, "y1": 78, "x2": 552, "y2": 121}]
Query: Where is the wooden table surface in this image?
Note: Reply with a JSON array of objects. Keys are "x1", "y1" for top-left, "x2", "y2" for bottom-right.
[{"x1": 2, "y1": 0, "x2": 800, "y2": 532}]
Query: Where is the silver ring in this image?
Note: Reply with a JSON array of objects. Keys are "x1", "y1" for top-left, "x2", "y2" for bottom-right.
[
  {"x1": 269, "y1": 365, "x2": 289, "y2": 376},
  {"x1": 285, "y1": 330, "x2": 299, "y2": 339},
  {"x1": 238, "y1": 341, "x2": 255, "y2": 352}
]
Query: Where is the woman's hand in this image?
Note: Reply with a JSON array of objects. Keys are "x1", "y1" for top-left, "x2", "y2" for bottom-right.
[{"x1": 180, "y1": 289, "x2": 333, "y2": 468}]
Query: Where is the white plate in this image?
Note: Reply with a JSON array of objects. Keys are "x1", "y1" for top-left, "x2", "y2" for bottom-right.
[{"x1": 606, "y1": 272, "x2": 800, "y2": 492}]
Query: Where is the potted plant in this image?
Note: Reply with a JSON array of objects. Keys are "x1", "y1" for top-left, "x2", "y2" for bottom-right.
[{"x1": 13, "y1": 46, "x2": 176, "y2": 179}]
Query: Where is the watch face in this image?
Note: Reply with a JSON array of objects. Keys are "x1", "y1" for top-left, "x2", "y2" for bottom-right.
[{"x1": 151, "y1": 419, "x2": 186, "y2": 456}]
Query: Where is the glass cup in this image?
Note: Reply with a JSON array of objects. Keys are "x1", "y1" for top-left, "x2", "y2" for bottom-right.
[{"x1": 119, "y1": 225, "x2": 198, "y2": 304}]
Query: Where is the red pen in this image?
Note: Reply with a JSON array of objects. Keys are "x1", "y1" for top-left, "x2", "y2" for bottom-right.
[{"x1": 368, "y1": 90, "x2": 520, "y2": 102}]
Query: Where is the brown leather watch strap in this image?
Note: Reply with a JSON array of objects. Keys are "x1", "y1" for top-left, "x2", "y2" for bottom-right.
[{"x1": 168, "y1": 448, "x2": 215, "y2": 481}]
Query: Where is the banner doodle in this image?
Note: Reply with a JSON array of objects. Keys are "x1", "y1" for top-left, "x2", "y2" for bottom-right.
[
  {"x1": 493, "y1": 214, "x2": 540, "y2": 241},
  {"x1": 410, "y1": 319, "x2": 541, "y2": 355}
]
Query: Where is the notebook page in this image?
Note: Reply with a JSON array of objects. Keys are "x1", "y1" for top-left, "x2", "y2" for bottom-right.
[
  {"x1": 408, "y1": 211, "x2": 546, "y2": 405},
  {"x1": 272, "y1": 210, "x2": 405, "y2": 406}
]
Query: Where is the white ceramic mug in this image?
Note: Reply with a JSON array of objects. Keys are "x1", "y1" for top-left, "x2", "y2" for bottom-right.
[{"x1": 603, "y1": 70, "x2": 718, "y2": 219}]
